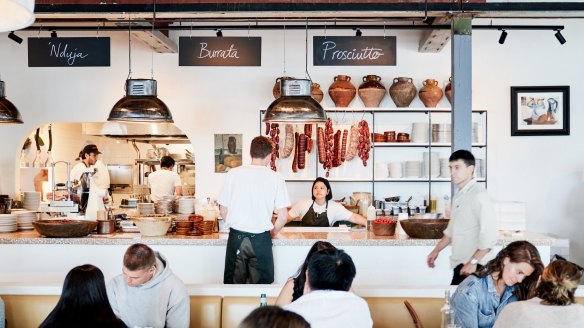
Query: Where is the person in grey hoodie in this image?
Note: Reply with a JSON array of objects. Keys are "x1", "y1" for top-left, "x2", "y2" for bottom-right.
[{"x1": 107, "y1": 243, "x2": 190, "y2": 328}]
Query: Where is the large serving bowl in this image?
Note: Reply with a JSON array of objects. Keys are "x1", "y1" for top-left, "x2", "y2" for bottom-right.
[
  {"x1": 132, "y1": 217, "x2": 172, "y2": 237},
  {"x1": 32, "y1": 220, "x2": 98, "y2": 238},
  {"x1": 400, "y1": 218, "x2": 449, "y2": 239}
]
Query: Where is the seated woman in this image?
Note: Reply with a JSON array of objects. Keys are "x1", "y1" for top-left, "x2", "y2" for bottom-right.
[
  {"x1": 288, "y1": 177, "x2": 367, "y2": 227},
  {"x1": 275, "y1": 241, "x2": 337, "y2": 306},
  {"x1": 494, "y1": 259, "x2": 584, "y2": 328},
  {"x1": 39, "y1": 264, "x2": 126, "y2": 328},
  {"x1": 451, "y1": 240, "x2": 544, "y2": 328}
]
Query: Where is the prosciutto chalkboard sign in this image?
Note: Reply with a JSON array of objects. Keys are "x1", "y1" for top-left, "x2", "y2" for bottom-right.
[
  {"x1": 179, "y1": 37, "x2": 261, "y2": 66},
  {"x1": 313, "y1": 36, "x2": 396, "y2": 66},
  {"x1": 28, "y1": 37, "x2": 111, "y2": 67}
]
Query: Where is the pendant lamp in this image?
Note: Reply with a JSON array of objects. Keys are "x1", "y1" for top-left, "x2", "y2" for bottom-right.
[
  {"x1": 0, "y1": 80, "x2": 24, "y2": 124},
  {"x1": 263, "y1": 19, "x2": 326, "y2": 123},
  {"x1": 0, "y1": 0, "x2": 35, "y2": 33},
  {"x1": 108, "y1": 5, "x2": 173, "y2": 123}
]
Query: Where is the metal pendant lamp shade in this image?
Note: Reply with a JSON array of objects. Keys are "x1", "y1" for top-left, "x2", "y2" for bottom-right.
[
  {"x1": 263, "y1": 78, "x2": 326, "y2": 123},
  {"x1": 0, "y1": 0, "x2": 35, "y2": 32},
  {"x1": 0, "y1": 81, "x2": 24, "y2": 124},
  {"x1": 108, "y1": 79, "x2": 173, "y2": 123}
]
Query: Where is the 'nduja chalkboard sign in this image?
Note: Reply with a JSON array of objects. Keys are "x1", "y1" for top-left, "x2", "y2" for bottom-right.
[
  {"x1": 179, "y1": 37, "x2": 261, "y2": 66},
  {"x1": 28, "y1": 37, "x2": 111, "y2": 67},
  {"x1": 313, "y1": 36, "x2": 396, "y2": 66}
]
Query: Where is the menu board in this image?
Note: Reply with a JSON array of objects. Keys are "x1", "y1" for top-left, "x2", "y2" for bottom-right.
[
  {"x1": 28, "y1": 37, "x2": 111, "y2": 67},
  {"x1": 179, "y1": 37, "x2": 261, "y2": 66},
  {"x1": 313, "y1": 36, "x2": 396, "y2": 66}
]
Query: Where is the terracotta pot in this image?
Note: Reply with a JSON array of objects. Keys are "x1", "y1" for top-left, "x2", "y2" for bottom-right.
[
  {"x1": 272, "y1": 76, "x2": 293, "y2": 99},
  {"x1": 419, "y1": 79, "x2": 443, "y2": 108},
  {"x1": 311, "y1": 82, "x2": 324, "y2": 103},
  {"x1": 358, "y1": 75, "x2": 386, "y2": 108},
  {"x1": 389, "y1": 77, "x2": 417, "y2": 108},
  {"x1": 445, "y1": 77, "x2": 453, "y2": 105},
  {"x1": 328, "y1": 75, "x2": 356, "y2": 107}
]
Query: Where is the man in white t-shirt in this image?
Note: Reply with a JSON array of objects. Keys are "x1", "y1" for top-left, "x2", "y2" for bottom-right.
[
  {"x1": 218, "y1": 136, "x2": 290, "y2": 284},
  {"x1": 284, "y1": 249, "x2": 373, "y2": 328},
  {"x1": 148, "y1": 156, "x2": 183, "y2": 202}
]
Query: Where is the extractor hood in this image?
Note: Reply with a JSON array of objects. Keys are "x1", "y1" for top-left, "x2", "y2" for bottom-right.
[{"x1": 83, "y1": 122, "x2": 190, "y2": 144}]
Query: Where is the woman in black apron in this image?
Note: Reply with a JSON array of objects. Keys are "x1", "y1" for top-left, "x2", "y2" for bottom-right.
[{"x1": 291, "y1": 177, "x2": 367, "y2": 227}]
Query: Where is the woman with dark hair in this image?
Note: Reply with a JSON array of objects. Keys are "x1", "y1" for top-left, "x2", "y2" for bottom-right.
[
  {"x1": 239, "y1": 306, "x2": 310, "y2": 328},
  {"x1": 494, "y1": 259, "x2": 584, "y2": 328},
  {"x1": 275, "y1": 241, "x2": 337, "y2": 306},
  {"x1": 451, "y1": 240, "x2": 544, "y2": 328},
  {"x1": 288, "y1": 177, "x2": 366, "y2": 227},
  {"x1": 39, "y1": 264, "x2": 126, "y2": 328}
]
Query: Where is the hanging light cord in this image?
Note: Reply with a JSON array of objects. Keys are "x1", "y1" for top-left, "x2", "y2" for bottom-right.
[
  {"x1": 127, "y1": 16, "x2": 132, "y2": 80},
  {"x1": 305, "y1": 18, "x2": 312, "y2": 81},
  {"x1": 151, "y1": 0, "x2": 156, "y2": 79},
  {"x1": 282, "y1": 19, "x2": 286, "y2": 76}
]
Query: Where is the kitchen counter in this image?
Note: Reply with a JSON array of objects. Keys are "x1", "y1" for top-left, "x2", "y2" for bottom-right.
[
  {"x1": 0, "y1": 228, "x2": 560, "y2": 287},
  {"x1": 0, "y1": 228, "x2": 557, "y2": 246}
]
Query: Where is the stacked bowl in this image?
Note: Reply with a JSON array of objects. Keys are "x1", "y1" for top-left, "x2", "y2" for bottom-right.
[{"x1": 23, "y1": 192, "x2": 41, "y2": 211}]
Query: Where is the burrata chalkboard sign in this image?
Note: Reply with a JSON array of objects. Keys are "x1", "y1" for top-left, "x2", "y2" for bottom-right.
[
  {"x1": 179, "y1": 37, "x2": 261, "y2": 66},
  {"x1": 28, "y1": 37, "x2": 111, "y2": 67},
  {"x1": 313, "y1": 36, "x2": 396, "y2": 66}
]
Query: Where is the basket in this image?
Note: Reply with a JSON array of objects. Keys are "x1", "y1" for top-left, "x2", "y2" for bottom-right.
[{"x1": 371, "y1": 220, "x2": 397, "y2": 236}]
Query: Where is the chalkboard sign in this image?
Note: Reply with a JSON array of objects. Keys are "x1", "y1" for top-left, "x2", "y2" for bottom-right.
[
  {"x1": 28, "y1": 37, "x2": 111, "y2": 67},
  {"x1": 179, "y1": 37, "x2": 261, "y2": 66},
  {"x1": 313, "y1": 36, "x2": 396, "y2": 66}
]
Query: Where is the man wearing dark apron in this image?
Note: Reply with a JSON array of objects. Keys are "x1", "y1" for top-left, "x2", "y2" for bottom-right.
[{"x1": 218, "y1": 136, "x2": 290, "y2": 284}]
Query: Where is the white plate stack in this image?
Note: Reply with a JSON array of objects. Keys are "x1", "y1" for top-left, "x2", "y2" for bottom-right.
[
  {"x1": 388, "y1": 162, "x2": 403, "y2": 178},
  {"x1": 155, "y1": 200, "x2": 173, "y2": 214},
  {"x1": 432, "y1": 123, "x2": 451, "y2": 143},
  {"x1": 137, "y1": 203, "x2": 155, "y2": 216},
  {"x1": 411, "y1": 122, "x2": 429, "y2": 143},
  {"x1": 16, "y1": 211, "x2": 37, "y2": 230},
  {"x1": 473, "y1": 123, "x2": 485, "y2": 144},
  {"x1": 474, "y1": 159, "x2": 485, "y2": 178},
  {"x1": 0, "y1": 214, "x2": 18, "y2": 233},
  {"x1": 23, "y1": 192, "x2": 41, "y2": 211},
  {"x1": 440, "y1": 158, "x2": 451, "y2": 178},
  {"x1": 374, "y1": 163, "x2": 388, "y2": 178},
  {"x1": 405, "y1": 161, "x2": 422, "y2": 178},
  {"x1": 177, "y1": 197, "x2": 195, "y2": 214},
  {"x1": 423, "y1": 152, "x2": 440, "y2": 178}
]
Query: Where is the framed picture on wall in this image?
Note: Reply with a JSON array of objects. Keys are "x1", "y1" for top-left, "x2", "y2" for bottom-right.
[{"x1": 510, "y1": 86, "x2": 570, "y2": 136}]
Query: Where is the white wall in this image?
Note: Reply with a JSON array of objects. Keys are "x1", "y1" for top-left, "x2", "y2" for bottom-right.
[{"x1": 1, "y1": 18, "x2": 583, "y2": 264}]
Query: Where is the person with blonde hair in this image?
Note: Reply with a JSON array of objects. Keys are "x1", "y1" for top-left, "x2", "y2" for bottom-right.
[{"x1": 494, "y1": 259, "x2": 584, "y2": 328}]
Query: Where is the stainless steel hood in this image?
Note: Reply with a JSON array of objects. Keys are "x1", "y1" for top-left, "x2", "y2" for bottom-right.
[{"x1": 82, "y1": 122, "x2": 190, "y2": 144}]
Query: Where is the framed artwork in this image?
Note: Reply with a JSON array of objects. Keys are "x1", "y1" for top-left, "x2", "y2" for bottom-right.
[
  {"x1": 214, "y1": 134, "x2": 242, "y2": 173},
  {"x1": 510, "y1": 86, "x2": 570, "y2": 136}
]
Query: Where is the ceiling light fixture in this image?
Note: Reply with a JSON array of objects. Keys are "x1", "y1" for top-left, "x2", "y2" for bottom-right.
[
  {"x1": 0, "y1": 0, "x2": 35, "y2": 33},
  {"x1": 554, "y1": 30, "x2": 566, "y2": 45},
  {"x1": 498, "y1": 30, "x2": 507, "y2": 44},
  {"x1": 216, "y1": 29, "x2": 223, "y2": 37},
  {"x1": 8, "y1": 31, "x2": 23, "y2": 44},
  {"x1": 51, "y1": 30, "x2": 57, "y2": 38},
  {"x1": 263, "y1": 18, "x2": 326, "y2": 123},
  {"x1": 0, "y1": 80, "x2": 24, "y2": 124},
  {"x1": 108, "y1": 6, "x2": 173, "y2": 123}
]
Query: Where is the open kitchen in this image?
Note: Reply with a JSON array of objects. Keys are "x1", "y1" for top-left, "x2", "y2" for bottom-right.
[{"x1": 1, "y1": 2, "x2": 584, "y2": 327}]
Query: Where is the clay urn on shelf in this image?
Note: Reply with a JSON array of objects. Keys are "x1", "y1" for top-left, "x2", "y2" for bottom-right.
[
  {"x1": 418, "y1": 79, "x2": 443, "y2": 108},
  {"x1": 311, "y1": 82, "x2": 324, "y2": 103},
  {"x1": 358, "y1": 75, "x2": 386, "y2": 108},
  {"x1": 328, "y1": 75, "x2": 356, "y2": 107},
  {"x1": 272, "y1": 76, "x2": 293, "y2": 99},
  {"x1": 444, "y1": 77, "x2": 453, "y2": 105},
  {"x1": 389, "y1": 77, "x2": 417, "y2": 108}
]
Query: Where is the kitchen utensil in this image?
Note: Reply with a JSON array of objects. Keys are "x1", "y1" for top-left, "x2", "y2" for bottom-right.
[
  {"x1": 96, "y1": 219, "x2": 116, "y2": 234},
  {"x1": 33, "y1": 128, "x2": 42, "y2": 168},
  {"x1": 32, "y1": 220, "x2": 98, "y2": 238}
]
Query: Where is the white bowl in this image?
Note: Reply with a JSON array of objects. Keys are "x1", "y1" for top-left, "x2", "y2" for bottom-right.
[{"x1": 132, "y1": 217, "x2": 171, "y2": 237}]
